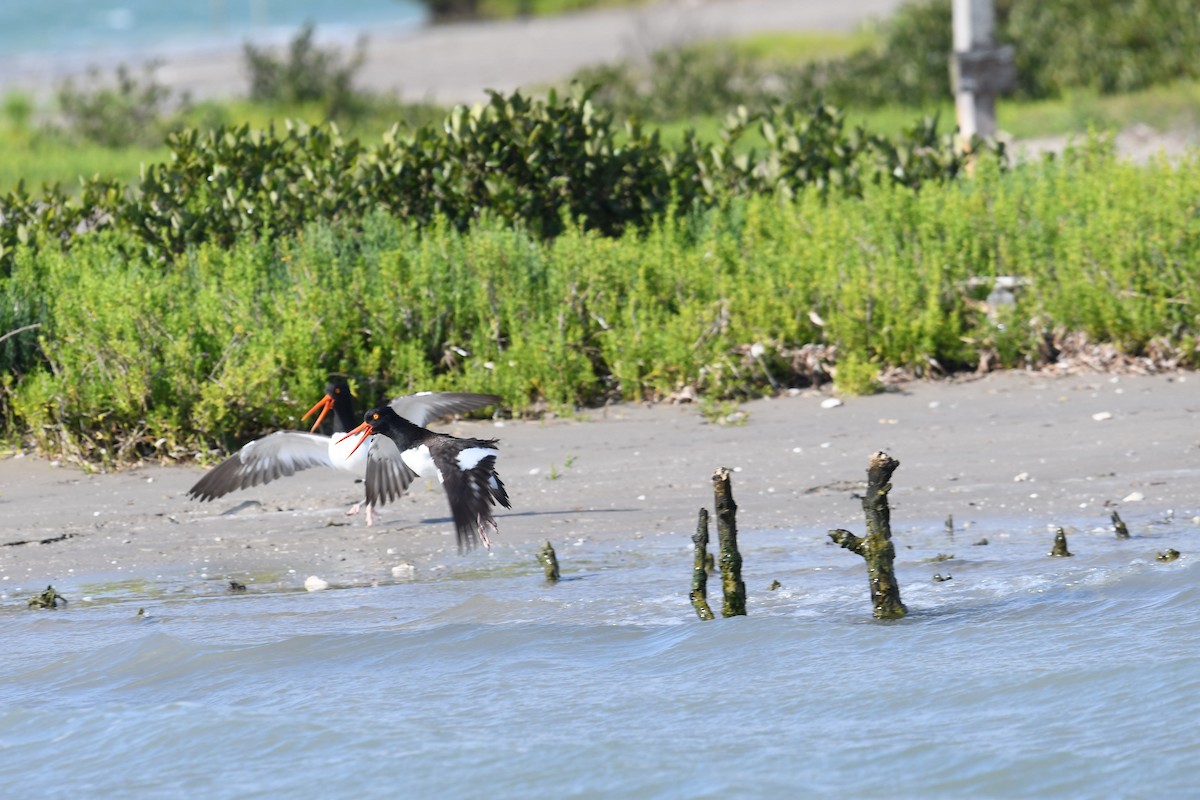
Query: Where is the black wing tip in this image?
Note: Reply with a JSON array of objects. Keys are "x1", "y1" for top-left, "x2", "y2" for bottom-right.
[
  {"x1": 186, "y1": 478, "x2": 223, "y2": 502},
  {"x1": 491, "y1": 473, "x2": 511, "y2": 509}
]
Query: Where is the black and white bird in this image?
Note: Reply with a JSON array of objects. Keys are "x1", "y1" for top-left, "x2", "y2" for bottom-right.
[
  {"x1": 339, "y1": 404, "x2": 511, "y2": 551},
  {"x1": 188, "y1": 378, "x2": 500, "y2": 525}
]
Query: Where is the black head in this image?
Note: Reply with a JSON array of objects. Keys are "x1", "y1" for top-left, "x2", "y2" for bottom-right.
[
  {"x1": 325, "y1": 376, "x2": 352, "y2": 398},
  {"x1": 304, "y1": 376, "x2": 359, "y2": 432},
  {"x1": 361, "y1": 404, "x2": 401, "y2": 430},
  {"x1": 337, "y1": 404, "x2": 404, "y2": 458}
]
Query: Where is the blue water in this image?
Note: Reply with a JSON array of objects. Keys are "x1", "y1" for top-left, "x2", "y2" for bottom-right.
[
  {"x1": 2, "y1": 522, "x2": 1197, "y2": 798},
  {"x1": 0, "y1": 0, "x2": 426, "y2": 64}
]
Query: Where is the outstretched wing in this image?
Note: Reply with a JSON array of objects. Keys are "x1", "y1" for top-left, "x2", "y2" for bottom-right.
[
  {"x1": 363, "y1": 435, "x2": 419, "y2": 508},
  {"x1": 432, "y1": 441, "x2": 510, "y2": 552},
  {"x1": 188, "y1": 431, "x2": 333, "y2": 501},
  {"x1": 389, "y1": 392, "x2": 500, "y2": 427}
]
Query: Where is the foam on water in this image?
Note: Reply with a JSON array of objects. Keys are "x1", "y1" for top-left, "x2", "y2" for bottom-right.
[{"x1": 1, "y1": 524, "x2": 1197, "y2": 797}]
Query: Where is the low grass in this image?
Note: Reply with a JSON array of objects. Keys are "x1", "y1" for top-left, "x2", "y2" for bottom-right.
[
  {"x1": 0, "y1": 128, "x2": 166, "y2": 191},
  {"x1": 475, "y1": 0, "x2": 650, "y2": 18}
]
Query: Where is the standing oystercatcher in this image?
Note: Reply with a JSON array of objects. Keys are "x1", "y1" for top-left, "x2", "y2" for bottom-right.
[
  {"x1": 188, "y1": 378, "x2": 499, "y2": 525},
  {"x1": 339, "y1": 404, "x2": 510, "y2": 551}
]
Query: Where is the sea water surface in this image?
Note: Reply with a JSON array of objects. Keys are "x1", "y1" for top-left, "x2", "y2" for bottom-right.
[
  {"x1": 2, "y1": 519, "x2": 1196, "y2": 798},
  {"x1": 0, "y1": 0, "x2": 426, "y2": 70}
]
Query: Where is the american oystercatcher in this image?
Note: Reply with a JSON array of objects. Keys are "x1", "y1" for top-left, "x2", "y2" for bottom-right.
[
  {"x1": 339, "y1": 404, "x2": 511, "y2": 551},
  {"x1": 188, "y1": 378, "x2": 500, "y2": 525}
]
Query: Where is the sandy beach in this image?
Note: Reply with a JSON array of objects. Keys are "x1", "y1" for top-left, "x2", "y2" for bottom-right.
[{"x1": 2, "y1": 370, "x2": 1196, "y2": 595}]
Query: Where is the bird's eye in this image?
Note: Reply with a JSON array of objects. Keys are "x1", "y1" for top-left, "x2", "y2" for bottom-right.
[
  {"x1": 334, "y1": 387, "x2": 341, "y2": 394},
  {"x1": 372, "y1": 413, "x2": 379, "y2": 420}
]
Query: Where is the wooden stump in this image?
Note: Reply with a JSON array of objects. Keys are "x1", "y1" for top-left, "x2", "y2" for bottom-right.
[
  {"x1": 538, "y1": 540, "x2": 560, "y2": 582},
  {"x1": 713, "y1": 467, "x2": 746, "y2": 618},
  {"x1": 690, "y1": 508, "x2": 716, "y2": 621},
  {"x1": 1111, "y1": 510, "x2": 1130, "y2": 539},
  {"x1": 828, "y1": 451, "x2": 907, "y2": 620},
  {"x1": 1049, "y1": 527, "x2": 1072, "y2": 557}
]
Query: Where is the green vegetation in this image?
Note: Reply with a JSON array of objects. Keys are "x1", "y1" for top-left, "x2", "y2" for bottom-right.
[
  {"x1": 0, "y1": 91, "x2": 987, "y2": 269},
  {"x1": 2, "y1": 0, "x2": 1199, "y2": 466},
  {"x1": 3, "y1": 139, "x2": 1198, "y2": 465},
  {"x1": 426, "y1": 0, "x2": 648, "y2": 22},
  {"x1": 567, "y1": 0, "x2": 1200, "y2": 120},
  {"x1": 243, "y1": 22, "x2": 367, "y2": 119},
  {"x1": 55, "y1": 62, "x2": 191, "y2": 148}
]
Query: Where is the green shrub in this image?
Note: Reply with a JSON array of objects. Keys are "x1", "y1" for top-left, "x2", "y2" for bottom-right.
[
  {"x1": 1, "y1": 90, "x2": 989, "y2": 271},
  {"x1": 575, "y1": 0, "x2": 1200, "y2": 118},
  {"x1": 54, "y1": 62, "x2": 190, "y2": 148},
  {"x1": 796, "y1": 0, "x2": 1200, "y2": 107},
  {"x1": 243, "y1": 22, "x2": 368, "y2": 119},
  {"x1": 3, "y1": 91, "x2": 34, "y2": 131}
]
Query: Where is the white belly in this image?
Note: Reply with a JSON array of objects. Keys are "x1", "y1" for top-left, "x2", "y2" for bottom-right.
[
  {"x1": 328, "y1": 433, "x2": 372, "y2": 478},
  {"x1": 401, "y1": 444, "x2": 441, "y2": 482}
]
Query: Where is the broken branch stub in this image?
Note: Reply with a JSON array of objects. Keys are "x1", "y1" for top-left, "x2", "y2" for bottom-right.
[
  {"x1": 827, "y1": 451, "x2": 907, "y2": 620},
  {"x1": 713, "y1": 467, "x2": 746, "y2": 617},
  {"x1": 27, "y1": 585, "x2": 68, "y2": 609},
  {"x1": 1111, "y1": 510, "x2": 1130, "y2": 539},
  {"x1": 690, "y1": 508, "x2": 716, "y2": 621},
  {"x1": 538, "y1": 540, "x2": 561, "y2": 582},
  {"x1": 1049, "y1": 527, "x2": 1072, "y2": 557}
]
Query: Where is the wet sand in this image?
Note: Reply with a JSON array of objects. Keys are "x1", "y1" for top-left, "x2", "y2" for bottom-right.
[{"x1": 2, "y1": 371, "x2": 1196, "y2": 594}]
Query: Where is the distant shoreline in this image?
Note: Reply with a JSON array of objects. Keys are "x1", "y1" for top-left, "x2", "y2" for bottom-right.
[{"x1": 0, "y1": 0, "x2": 908, "y2": 105}]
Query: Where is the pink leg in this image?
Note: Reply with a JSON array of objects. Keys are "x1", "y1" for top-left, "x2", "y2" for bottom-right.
[{"x1": 477, "y1": 516, "x2": 497, "y2": 548}]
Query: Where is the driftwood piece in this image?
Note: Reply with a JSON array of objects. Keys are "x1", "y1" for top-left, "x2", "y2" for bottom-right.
[
  {"x1": 1156, "y1": 548, "x2": 1180, "y2": 562},
  {"x1": 828, "y1": 451, "x2": 907, "y2": 620},
  {"x1": 1111, "y1": 510, "x2": 1130, "y2": 539},
  {"x1": 538, "y1": 540, "x2": 561, "y2": 582},
  {"x1": 690, "y1": 508, "x2": 716, "y2": 620},
  {"x1": 1049, "y1": 527, "x2": 1072, "y2": 557},
  {"x1": 713, "y1": 467, "x2": 746, "y2": 617}
]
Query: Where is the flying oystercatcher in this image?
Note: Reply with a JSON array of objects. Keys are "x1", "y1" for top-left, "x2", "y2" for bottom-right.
[
  {"x1": 188, "y1": 377, "x2": 500, "y2": 525},
  {"x1": 339, "y1": 404, "x2": 511, "y2": 551}
]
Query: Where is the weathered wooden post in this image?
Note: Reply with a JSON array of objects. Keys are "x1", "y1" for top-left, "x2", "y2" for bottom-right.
[
  {"x1": 538, "y1": 540, "x2": 560, "y2": 582},
  {"x1": 1111, "y1": 510, "x2": 1131, "y2": 539},
  {"x1": 690, "y1": 509, "x2": 716, "y2": 620},
  {"x1": 951, "y1": 0, "x2": 1016, "y2": 144},
  {"x1": 828, "y1": 452, "x2": 907, "y2": 620},
  {"x1": 1049, "y1": 527, "x2": 1072, "y2": 557},
  {"x1": 712, "y1": 467, "x2": 746, "y2": 617}
]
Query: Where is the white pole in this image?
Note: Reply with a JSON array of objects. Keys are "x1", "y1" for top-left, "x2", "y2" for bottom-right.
[{"x1": 952, "y1": 0, "x2": 998, "y2": 142}]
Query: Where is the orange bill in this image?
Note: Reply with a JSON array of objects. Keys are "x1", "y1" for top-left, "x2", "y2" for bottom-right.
[
  {"x1": 303, "y1": 394, "x2": 334, "y2": 432},
  {"x1": 337, "y1": 422, "x2": 376, "y2": 458}
]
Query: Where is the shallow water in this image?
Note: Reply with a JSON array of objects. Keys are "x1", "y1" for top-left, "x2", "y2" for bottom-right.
[
  {"x1": 1, "y1": 0, "x2": 425, "y2": 65},
  {"x1": 2, "y1": 520, "x2": 1196, "y2": 798}
]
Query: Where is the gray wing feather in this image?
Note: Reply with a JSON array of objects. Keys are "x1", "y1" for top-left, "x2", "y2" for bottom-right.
[
  {"x1": 388, "y1": 392, "x2": 500, "y2": 427},
  {"x1": 188, "y1": 431, "x2": 333, "y2": 501},
  {"x1": 363, "y1": 435, "x2": 418, "y2": 508}
]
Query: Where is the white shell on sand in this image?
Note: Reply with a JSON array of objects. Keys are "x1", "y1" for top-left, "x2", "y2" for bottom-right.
[{"x1": 304, "y1": 576, "x2": 330, "y2": 592}]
